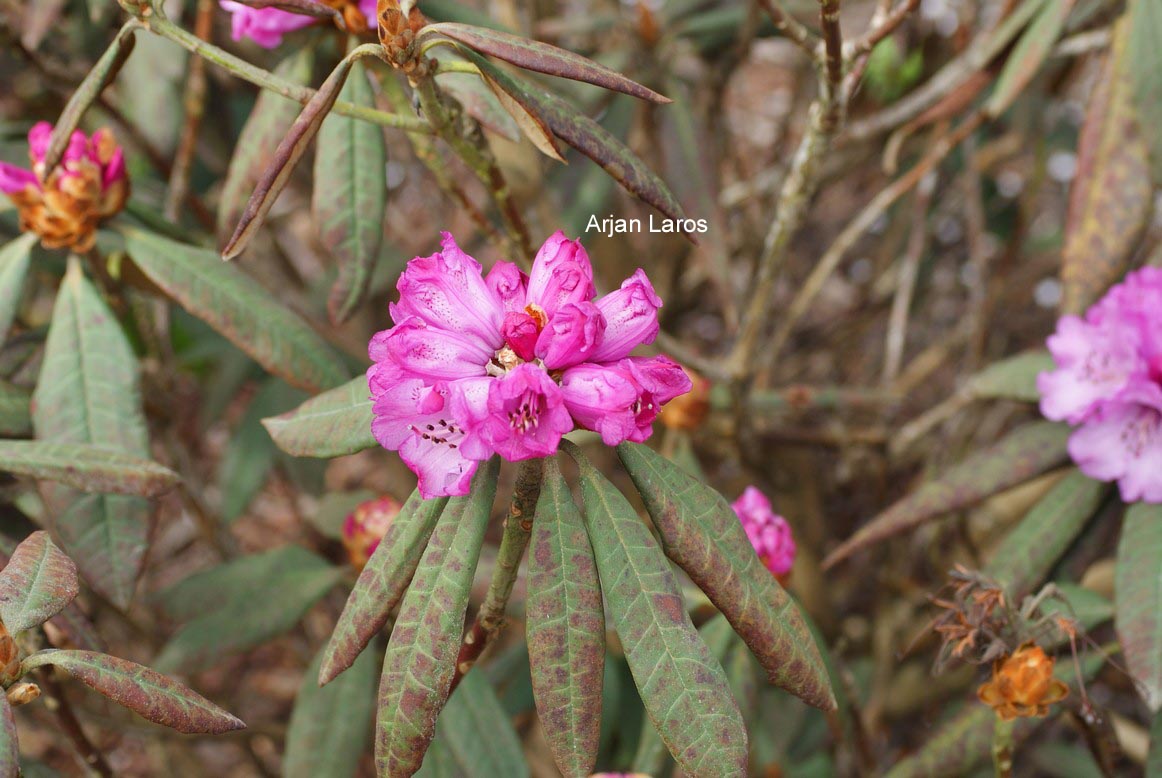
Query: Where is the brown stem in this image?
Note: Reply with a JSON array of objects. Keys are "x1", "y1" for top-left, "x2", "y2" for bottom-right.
[
  {"x1": 38, "y1": 671, "x2": 116, "y2": 778},
  {"x1": 164, "y1": 0, "x2": 213, "y2": 222},
  {"x1": 755, "y1": 0, "x2": 816, "y2": 54},
  {"x1": 448, "y1": 458, "x2": 544, "y2": 693},
  {"x1": 818, "y1": 0, "x2": 844, "y2": 116}
]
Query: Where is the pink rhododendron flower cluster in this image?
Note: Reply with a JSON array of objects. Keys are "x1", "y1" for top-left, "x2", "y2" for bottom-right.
[
  {"x1": 0, "y1": 122, "x2": 128, "y2": 252},
  {"x1": 732, "y1": 486, "x2": 796, "y2": 578},
  {"x1": 368, "y1": 232, "x2": 692, "y2": 498},
  {"x1": 219, "y1": 0, "x2": 376, "y2": 48},
  {"x1": 1038, "y1": 267, "x2": 1162, "y2": 503}
]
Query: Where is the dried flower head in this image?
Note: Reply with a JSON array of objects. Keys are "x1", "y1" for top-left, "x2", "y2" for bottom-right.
[
  {"x1": 5, "y1": 682, "x2": 40, "y2": 707},
  {"x1": 342, "y1": 495, "x2": 402, "y2": 569},
  {"x1": 1038, "y1": 267, "x2": 1162, "y2": 502},
  {"x1": 0, "y1": 123, "x2": 129, "y2": 252},
  {"x1": 368, "y1": 232, "x2": 691, "y2": 498},
  {"x1": 977, "y1": 642, "x2": 1068, "y2": 720},
  {"x1": 732, "y1": 486, "x2": 796, "y2": 578},
  {"x1": 658, "y1": 368, "x2": 710, "y2": 430}
]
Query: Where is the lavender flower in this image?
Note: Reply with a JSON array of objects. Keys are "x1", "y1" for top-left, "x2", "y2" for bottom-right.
[{"x1": 732, "y1": 486, "x2": 796, "y2": 578}]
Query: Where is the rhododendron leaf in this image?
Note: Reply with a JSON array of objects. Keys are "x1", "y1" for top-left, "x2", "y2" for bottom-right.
[
  {"x1": 219, "y1": 379, "x2": 305, "y2": 522},
  {"x1": 617, "y1": 441, "x2": 836, "y2": 712},
  {"x1": 425, "y1": 23, "x2": 669, "y2": 104},
  {"x1": 432, "y1": 48, "x2": 520, "y2": 141},
  {"x1": 21, "y1": 650, "x2": 245, "y2": 734},
  {"x1": 824, "y1": 422, "x2": 1072, "y2": 567},
  {"x1": 224, "y1": 54, "x2": 356, "y2": 260},
  {"x1": 1127, "y1": 0, "x2": 1162, "y2": 183},
  {"x1": 313, "y1": 60, "x2": 387, "y2": 325},
  {"x1": 0, "y1": 441, "x2": 180, "y2": 498},
  {"x1": 0, "y1": 531, "x2": 79, "y2": 633},
  {"x1": 375, "y1": 458, "x2": 499, "y2": 776},
  {"x1": 263, "y1": 376, "x2": 376, "y2": 458},
  {"x1": 1115, "y1": 502, "x2": 1162, "y2": 712},
  {"x1": 155, "y1": 547, "x2": 343, "y2": 672},
  {"x1": 884, "y1": 652, "x2": 1105, "y2": 777},
  {"x1": 479, "y1": 69, "x2": 567, "y2": 162},
  {"x1": 0, "y1": 382, "x2": 30, "y2": 437},
  {"x1": 418, "y1": 670, "x2": 528, "y2": 778},
  {"x1": 33, "y1": 259, "x2": 150, "y2": 609},
  {"x1": 0, "y1": 233, "x2": 35, "y2": 347},
  {"x1": 464, "y1": 53, "x2": 689, "y2": 230},
  {"x1": 1061, "y1": 20, "x2": 1152, "y2": 313},
  {"x1": 218, "y1": 49, "x2": 315, "y2": 239},
  {"x1": 964, "y1": 350, "x2": 1055, "y2": 403},
  {"x1": 564, "y1": 442, "x2": 748, "y2": 778},
  {"x1": 526, "y1": 457, "x2": 604, "y2": 778},
  {"x1": 123, "y1": 228, "x2": 348, "y2": 393},
  {"x1": 0, "y1": 696, "x2": 15, "y2": 777},
  {"x1": 320, "y1": 490, "x2": 448, "y2": 685},
  {"x1": 985, "y1": 470, "x2": 1107, "y2": 598},
  {"x1": 41, "y1": 21, "x2": 137, "y2": 173},
  {"x1": 984, "y1": 0, "x2": 1073, "y2": 118},
  {"x1": 285, "y1": 644, "x2": 377, "y2": 778}
]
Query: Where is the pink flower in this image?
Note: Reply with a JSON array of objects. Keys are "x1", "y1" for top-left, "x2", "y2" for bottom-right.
[
  {"x1": 368, "y1": 232, "x2": 691, "y2": 497},
  {"x1": 732, "y1": 486, "x2": 796, "y2": 578},
  {"x1": 219, "y1": 0, "x2": 377, "y2": 48},
  {"x1": 342, "y1": 495, "x2": 402, "y2": 569},
  {"x1": 1039, "y1": 268, "x2": 1162, "y2": 503},
  {"x1": 0, "y1": 122, "x2": 129, "y2": 251}
]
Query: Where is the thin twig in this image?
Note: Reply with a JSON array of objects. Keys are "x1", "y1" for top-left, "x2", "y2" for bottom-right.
[
  {"x1": 755, "y1": 0, "x2": 816, "y2": 54},
  {"x1": 164, "y1": 0, "x2": 212, "y2": 221},
  {"x1": 882, "y1": 164, "x2": 935, "y2": 384},
  {"x1": 817, "y1": 0, "x2": 844, "y2": 115},
  {"x1": 849, "y1": 0, "x2": 921, "y2": 59}
]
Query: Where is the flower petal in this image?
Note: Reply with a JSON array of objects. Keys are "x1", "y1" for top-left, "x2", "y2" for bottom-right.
[
  {"x1": 485, "y1": 260, "x2": 528, "y2": 313},
  {"x1": 381, "y1": 317, "x2": 490, "y2": 381},
  {"x1": 535, "y1": 301, "x2": 606, "y2": 370},
  {"x1": 525, "y1": 232, "x2": 595, "y2": 315},
  {"x1": 591, "y1": 269, "x2": 663, "y2": 362},
  {"x1": 482, "y1": 363, "x2": 573, "y2": 460},
  {"x1": 560, "y1": 363, "x2": 639, "y2": 445},
  {"x1": 0, "y1": 162, "x2": 36, "y2": 195}
]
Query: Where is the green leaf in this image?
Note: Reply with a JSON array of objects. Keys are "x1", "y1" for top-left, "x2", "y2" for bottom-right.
[
  {"x1": 0, "y1": 441, "x2": 180, "y2": 498},
  {"x1": 425, "y1": 23, "x2": 668, "y2": 103},
  {"x1": 0, "y1": 694, "x2": 16, "y2": 778},
  {"x1": 219, "y1": 379, "x2": 306, "y2": 522},
  {"x1": 123, "y1": 228, "x2": 348, "y2": 393},
  {"x1": 564, "y1": 442, "x2": 747, "y2": 777},
  {"x1": 526, "y1": 457, "x2": 604, "y2": 778},
  {"x1": 1060, "y1": 19, "x2": 1153, "y2": 313},
  {"x1": 985, "y1": 470, "x2": 1107, "y2": 597},
  {"x1": 432, "y1": 48, "x2": 519, "y2": 141},
  {"x1": 0, "y1": 382, "x2": 30, "y2": 437},
  {"x1": 219, "y1": 49, "x2": 315, "y2": 239},
  {"x1": 464, "y1": 53, "x2": 688, "y2": 228},
  {"x1": 155, "y1": 546, "x2": 343, "y2": 672},
  {"x1": 320, "y1": 490, "x2": 448, "y2": 685},
  {"x1": 32, "y1": 259, "x2": 150, "y2": 608},
  {"x1": 985, "y1": 0, "x2": 1074, "y2": 117},
  {"x1": 617, "y1": 441, "x2": 835, "y2": 711},
  {"x1": 824, "y1": 422, "x2": 1072, "y2": 567},
  {"x1": 1115, "y1": 502, "x2": 1162, "y2": 711},
  {"x1": 263, "y1": 376, "x2": 375, "y2": 458},
  {"x1": 417, "y1": 671, "x2": 528, "y2": 778},
  {"x1": 22, "y1": 649, "x2": 245, "y2": 734},
  {"x1": 0, "y1": 234, "x2": 35, "y2": 347},
  {"x1": 0, "y1": 531, "x2": 79, "y2": 633},
  {"x1": 964, "y1": 350, "x2": 1056, "y2": 403},
  {"x1": 1149, "y1": 711, "x2": 1162, "y2": 777},
  {"x1": 313, "y1": 60, "x2": 387, "y2": 325},
  {"x1": 1127, "y1": 0, "x2": 1162, "y2": 183},
  {"x1": 375, "y1": 459, "x2": 499, "y2": 777},
  {"x1": 284, "y1": 643, "x2": 378, "y2": 778},
  {"x1": 224, "y1": 54, "x2": 357, "y2": 259}
]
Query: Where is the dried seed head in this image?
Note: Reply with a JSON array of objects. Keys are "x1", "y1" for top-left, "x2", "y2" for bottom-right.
[{"x1": 977, "y1": 642, "x2": 1069, "y2": 721}]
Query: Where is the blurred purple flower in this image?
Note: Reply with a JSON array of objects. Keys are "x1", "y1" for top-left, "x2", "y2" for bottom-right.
[
  {"x1": 732, "y1": 486, "x2": 796, "y2": 578},
  {"x1": 368, "y1": 232, "x2": 691, "y2": 498},
  {"x1": 1039, "y1": 267, "x2": 1162, "y2": 503},
  {"x1": 219, "y1": 0, "x2": 377, "y2": 48}
]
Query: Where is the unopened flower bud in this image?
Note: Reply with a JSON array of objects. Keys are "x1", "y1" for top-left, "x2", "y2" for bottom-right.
[
  {"x1": 732, "y1": 486, "x2": 796, "y2": 580},
  {"x1": 342, "y1": 495, "x2": 402, "y2": 570},
  {"x1": 6, "y1": 682, "x2": 40, "y2": 707},
  {"x1": 977, "y1": 642, "x2": 1068, "y2": 720},
  {"x1": 658, "y1": 368, "x2": 710, "y2": 430}
]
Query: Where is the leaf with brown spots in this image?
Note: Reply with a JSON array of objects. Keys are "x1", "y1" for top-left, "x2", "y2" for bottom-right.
[
  {"x1": 0, "y1": 441, "x2": 180, "y2": 498},
  {"x1": 563, "y1": 441, "x2": 747, "y2": 778},
  {"x1": 1116, "y1": 502, "x2": 1162, "y2": 712},
  {"x1": 374, "y1": 458, "x2": 499, "y2": 777},
  {"x1": 617, "y1": 442, "x2": 835, "y2": 712},
  {"x1": 22, "y1": 649, "x2": 245, "y2": 734},
  {"x1": 1060, "y1": 19, "x2": 1153, "y2": 314},
  {"x1": 0, "y1": 694, "x2": 15, "y2": 778},
  {"x1": 0, "y1": 531, "x2": 79, "y2": 633},
  {"x1": 264, "y1": 376, "x2": 376, "y2": 458},
  {"x1": 320, "y1": 490, "x2": 448, "y2": 685},
  {"x1": 526, "y1": 457, "x2": 604, "y2": 778},
  {"x1": 824, "y1": 422, "x2": 1071, "y2": 568}
]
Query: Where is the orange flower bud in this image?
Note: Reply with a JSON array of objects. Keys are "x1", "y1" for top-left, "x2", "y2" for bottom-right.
[
  {"x1": 658, "y1": 368, "x2": 710, "y2": 431},
  {"x1": 342, "y1": 495, "x2": 403, "y2": 570},
  {"x1": 6, "y1": 682, "x2": 40, "y2": 706},
  {"x1": 977, "y1": 642, "x2": 1068, "y2": 720}
]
